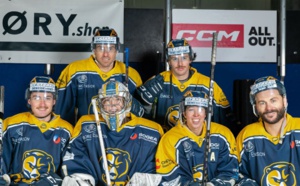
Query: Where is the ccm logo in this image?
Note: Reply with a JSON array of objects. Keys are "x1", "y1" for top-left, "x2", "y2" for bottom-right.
[{"x1": 172, "y1": 24, "x2": 244, "y2": 48}]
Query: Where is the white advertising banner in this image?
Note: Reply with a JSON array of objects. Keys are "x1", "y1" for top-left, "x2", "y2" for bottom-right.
[
  {"x1": 0, "y1": 0, "x2": 124, "y2": 64},
  {"x1": 172, "y1": 9, "x2": 277, "y2": 62}
]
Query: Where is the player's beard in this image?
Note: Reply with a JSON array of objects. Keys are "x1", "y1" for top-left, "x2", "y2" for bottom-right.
[{"x1": 259, "y1": 106, "x2": 285, "y2": 124}]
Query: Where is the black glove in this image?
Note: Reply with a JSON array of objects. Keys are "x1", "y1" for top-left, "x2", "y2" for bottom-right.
[
  {"x1": 137, "y1": 75, "x2": 164, "y2": 104},
  {"x1": 131, "y1": 97, "x2": 144, "y2": 117},
  {"x1": 30, "y1": 172, "x2": 62, "y2": 186}
]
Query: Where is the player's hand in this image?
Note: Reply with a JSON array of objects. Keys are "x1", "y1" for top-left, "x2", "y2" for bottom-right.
[
  {"x1": 0, "y1": 174, "x2": 11, "y2": 186},
  {"x1": 62, "y1": 173, "x2": 95, "y2": 186},
  {"x1": 236, "y1": 178, "x2": 259, "y2": 186}
]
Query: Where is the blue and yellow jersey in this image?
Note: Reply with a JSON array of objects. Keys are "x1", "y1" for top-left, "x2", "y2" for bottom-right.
[
  {"x1": 55, "y1": 55, "x2": 143, "y2": 125},
  {"x1": 62, "y1": 113, "x2": 164, "y2": 186},
  {"x1": 236, "y1": 114, "x2": 300, "y2": 186},
  {"x1": 156, "y1": 122, "x2": 238, "y2": 185},
  {"x1": 138, "y1": 67, "x2": 231, "y2": 131},
  {"x1": 2, "y1": 112, "x2": 73, "y2": 185}
]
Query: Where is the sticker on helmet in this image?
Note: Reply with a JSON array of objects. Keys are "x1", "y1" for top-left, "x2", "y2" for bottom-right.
[
  {"x1": 29, "y1": 83, "x2": 56, "y2": 92},
  {"x1": 185, "y1": 97, "x2": 208, "y2": 107},
  {"x1": 94, "y1": 36, "x2": 117, "y2": 44},
  {"x1": 250, "y1": 80, "x2": 277, "y2": 95},
  {"x1": 168, "y1": 46, "x2": 190, "y2": 56}
]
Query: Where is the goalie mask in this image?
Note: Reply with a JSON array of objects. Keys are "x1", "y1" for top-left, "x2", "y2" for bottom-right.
[
  {"x1": 179, "y1": 90, "x2": 208, "y2": 125},
  {"x1": 250, "y1": 76, "x2": 287, "y2": 116},
  {"x1": 166, "y1": 38, "x2": 196, "y2": 61},
  {"x1": 98, "y1": 79, "x2": 132, "y2": 131},
  {"x1": 91, "y1": 26, "x2": 120, "y2": 52}
]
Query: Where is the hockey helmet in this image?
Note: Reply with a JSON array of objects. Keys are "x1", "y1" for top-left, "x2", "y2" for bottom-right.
[
  {"x1": 166, "y1": 38, "x2": 196, "y2": 61},
  {"x1": 98, "y1": 79, "x2": 132, "y2": 131},
  {"x1": 25, "y1": 76, "x2": 57, "y2": 101},
  {"x1": 91, "y1": 26, "x2": 120, "y2": 51},
  {"x1": 179, "y1": 90, "x2": 208, "y2": 125},
  {"x1": 250, "y1": 76, "x2": 286, "y2": 105}
]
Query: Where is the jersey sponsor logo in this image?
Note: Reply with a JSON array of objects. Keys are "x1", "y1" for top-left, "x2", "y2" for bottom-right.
[
  {"x1": 250, "y1": 151, "x2": 265, "y2": 157},
  {"x1": 16, "y1": 127, "x2": 23, "y2": 136},
  {"x1": 138, "y1": 133, "x2": 158, "y2": 144},
  {"x1": 53, "y1": 135, "x2": 61, "y2": 144},
  {"x1": 12, "y1": 137, "x2": 30, "y2": 144},
  {"x1": 130, "y1": 133, "x2": 138, "y2": 140},
  {"x1": 183, "y1": 141, "x2": 194, "y2": 160},
  {"x1": 183, "y1": 141, "x2": 192, "y2": 152},
  {"x1": 10, "y1": 149, "x2": 55, "y2": 184},
  {"x1": 156, "y1": 158, "x2": 161, "y2": 169},
  {"x1": 83, "y1": 124, "x2": 97, "y2": 133},
  {"x1": 101, "y1": 148, "x2": 131, "y2": 185},
  {"x1": 210, "y1": 143, "x2": 220, "y2": 150},
  {"x1": 173, "y1": 23, "x2": 244, "y2": 48},
  {"x1": 159, "y1": 93, "x2": 172, "y2": 99},
  {"x1": 76, "y1": 75, "x2": 95, "y2": 90},
  {"x1": 77, "y1": 74, "x2": 88, "y2": 84},
  {"x1": 82, "y1": 133, "x2": 98, "y2": 142},
  {"x1": 261, "y1": 162, "x2": 296, "y2": 186},
  {"x1": 164, "y1": 105, "x2": 179, "y2": 128},
  {"x1": 293, "y1": 140, "x2": 300, "y2": 148},
  {"x1": 244, "y1": 141, "x2": 254, "y2": 152},
  {"x1": 160, "y1": 159, "x2": 173, "y2": 168}
]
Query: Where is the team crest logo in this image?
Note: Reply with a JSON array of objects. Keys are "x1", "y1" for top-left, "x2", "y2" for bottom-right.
[
  {"x1": 100, "y1": 148, "x2": 131, "y2": 185},
  {"x1": 10, "y1": 149, "x2": 55, "y2": 184},
  {"x1": 164, "y1": 105, "x2": 180, "y2": 128},
  {"x1": 192, "y1": 164, "x2": 204, "y2": 182},
  {"x1": 261, "y1": 162, "x2": 296, "y2": 186}
]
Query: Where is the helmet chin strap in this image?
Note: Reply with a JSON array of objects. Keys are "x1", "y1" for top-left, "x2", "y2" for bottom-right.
[{"x1": 279, "y1": 114, "x2": 286, "y2": 144}]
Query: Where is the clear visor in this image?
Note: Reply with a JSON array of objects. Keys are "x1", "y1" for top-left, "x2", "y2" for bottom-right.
[
  {"x1": 94, "y1": 44, "x2": 117, "y2": 53},
  {"x1": 185, "y1": 106, "x2": 206, "y2": 115},
  {"x1": 169, "y1": 53, "x2": 190, "y2": 63},
  {"x1": 30, "y1": 92, "x2": 54, "y2": 102},
  {"x1": 100, "y1": 96, "x2": 125, "y2": 114}
]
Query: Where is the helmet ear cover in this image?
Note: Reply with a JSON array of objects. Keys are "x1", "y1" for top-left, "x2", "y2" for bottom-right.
[
  {"x1": 91, "y1": 27, "x2": 120, "y2": 51},
  {"x1": 166, "y1": 38, "x2": 195, "y2": 61}
]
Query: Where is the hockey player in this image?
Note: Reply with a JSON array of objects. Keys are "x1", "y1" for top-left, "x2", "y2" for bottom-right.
[
  {"x1": 156, "y1": 90, "x2": 238, "y2": 185},
  {"x1": 55, "y1": 26, "x2": 144, "y2": 126},
  {"x1": 137, "y1": 38, "x2": 234, "y2": 132},
  {"x1": 0, "y1": 76, "x2": 73, "y2": 185},
  {"x1": 61, "y1": 79, "x2": 164, "y2": 186},
  {"x1": 236, "y1": 76, "x2": 300, "y2": 186}
]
